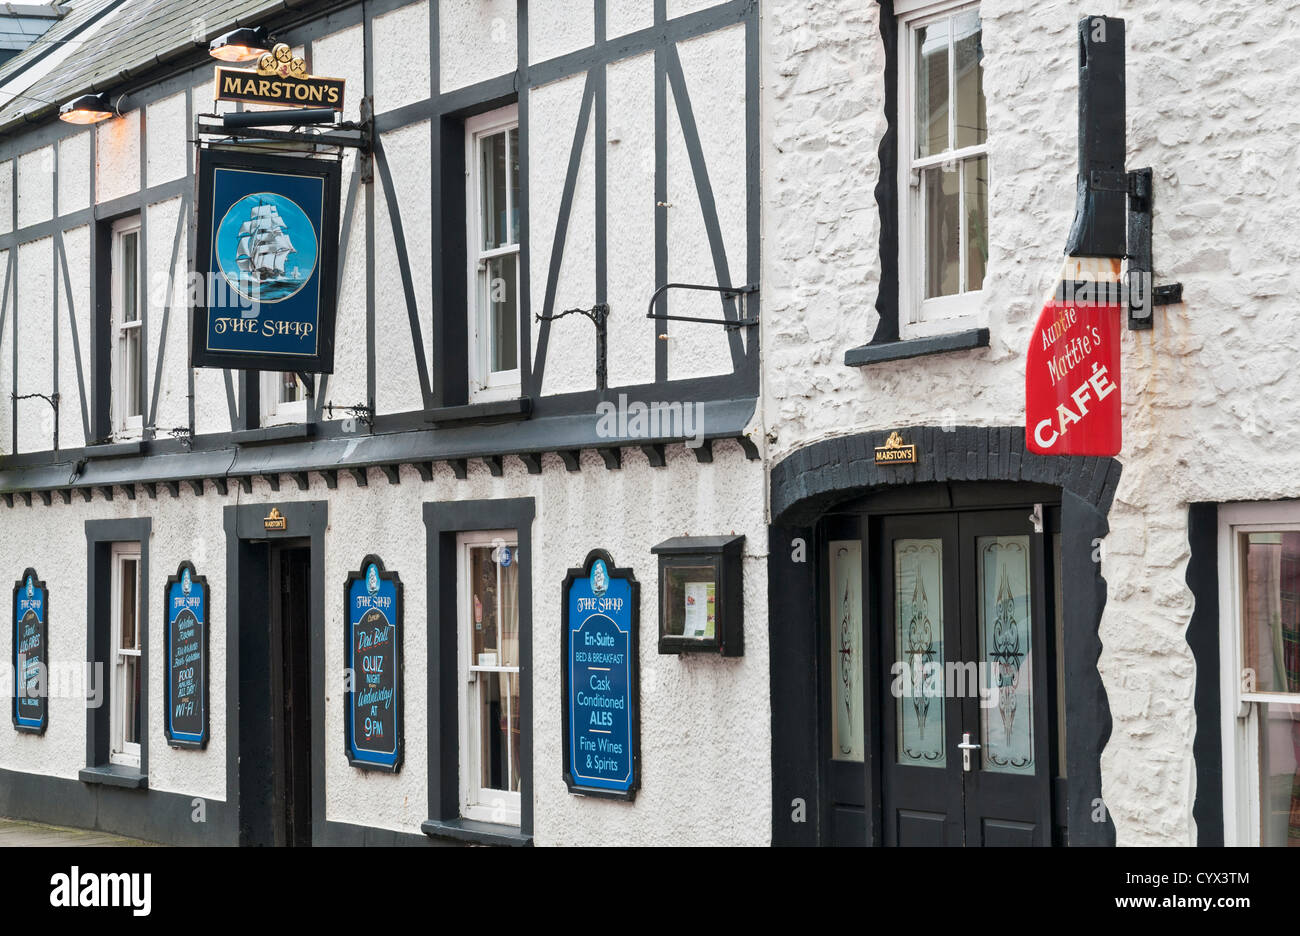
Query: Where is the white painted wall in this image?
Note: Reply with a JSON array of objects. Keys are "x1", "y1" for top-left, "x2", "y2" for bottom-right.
[
  {"x1": 0, "y1": 442, "x2": 767, "y2": 843},
  {"x1": 761, "y1": 0, "x2": 1300, "y2": 845}
]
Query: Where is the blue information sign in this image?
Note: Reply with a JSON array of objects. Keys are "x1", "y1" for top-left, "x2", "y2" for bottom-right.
[
  {"x1": 344, "y1": 555, "x2": 403, "y2": 772},
  {"x1": 192, "y1": 149, "x2": 341, "y2": 373},
  {"x1": 165, "y1": 562, "x2": 209, "y2": 749},
  {"x1": 562, "y1": 551, "x2": 640, "y2": 800},
  {"x1": 12, "y1": 568, "x2": 48, "y2": 734}
]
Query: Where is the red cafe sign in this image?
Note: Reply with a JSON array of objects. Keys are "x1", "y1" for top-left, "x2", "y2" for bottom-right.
[{"x1": 1025, "y1": 258, "x2": 1122, "y2": 456}]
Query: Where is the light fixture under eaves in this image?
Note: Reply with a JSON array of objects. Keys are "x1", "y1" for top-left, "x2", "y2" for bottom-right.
[
  {"x1": 58, "y1": 93, "x2": 114, "y2": 125},
  {"x1": 209, "y1": 25, "x2": 271, "y2": 63}
]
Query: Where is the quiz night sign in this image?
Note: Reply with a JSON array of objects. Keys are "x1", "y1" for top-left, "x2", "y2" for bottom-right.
[
  {"x1": 1026, "y1": 257, "x2": 1123, "y2": 456},
  {"x1": 165, "y1": 562, "x2": 209, "y2": 748},
  {"x1": 344, "y1": 556, "x2": 403, "y2": 772},
  {"x1": 191, "y1": 149, "x2": 341, "y2": 373},
  {"x1": 12, "y1": 568, "x2": 48, "y2": 734},
  {"x1": 562, "y1": 551, "x2": 640, "y2": 800}
]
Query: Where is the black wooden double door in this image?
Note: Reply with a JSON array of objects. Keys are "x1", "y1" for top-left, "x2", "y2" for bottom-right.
[{"x1": 824, "y1": 508, "x2": 1056, "y2": 846}]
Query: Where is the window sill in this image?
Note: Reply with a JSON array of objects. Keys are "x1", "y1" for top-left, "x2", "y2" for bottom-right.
[
  {"x1": 85, "y1": 439, "x2": 144, "y2": 459},
  {"x1": 232, "y1": 423, "x2": 314, "y2": 447},
  {"x1": 426, "y1": 397, "x2": 532, "y2": 427},
  {"x1": 79, "y1": 764, "x2": 148, "y2": 789},
  {"x1": 844, "y1": 328, "x2": 989, "y2": 367},
  {"x1": 421, "y1": 817, "x2": 531, "y2": 847}
]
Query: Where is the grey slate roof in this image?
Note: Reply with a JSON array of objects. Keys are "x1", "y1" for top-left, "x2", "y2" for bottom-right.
[
  {"x1": 0, "y1": 0, "x2": 114, "y2": 87},
  {"x1": 0, "y1": 0, "x2": 321, "y2": 137}
]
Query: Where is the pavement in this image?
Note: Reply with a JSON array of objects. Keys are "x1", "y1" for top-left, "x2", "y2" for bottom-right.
[{"x1": 0, "y1": 817, "x2": 159, "y2": 846}]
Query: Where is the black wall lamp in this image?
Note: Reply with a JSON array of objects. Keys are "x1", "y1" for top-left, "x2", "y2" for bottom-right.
[
  {"x1": 57, "y1": 92, "x2": 117, "y2": 125},
  {"x1": 209, "y1": 25, "x2": 272, "y2": 63}
]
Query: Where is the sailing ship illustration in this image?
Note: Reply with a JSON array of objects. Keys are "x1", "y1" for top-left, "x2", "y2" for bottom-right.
[{"x1": 232, "y1": 197, "x2": 304, "y2": 311}]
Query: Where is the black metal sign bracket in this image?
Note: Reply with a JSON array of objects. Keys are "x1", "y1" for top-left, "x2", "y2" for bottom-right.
[
  {"x1": 536, "y1": 303, "x2": 610, "y2": 391},
  {"x1": 1064, "y1": 16, "x2": 1181, "y2": 331},
  {"x1": 644, "y1": 282, "x2": 760, "y2": 330}
]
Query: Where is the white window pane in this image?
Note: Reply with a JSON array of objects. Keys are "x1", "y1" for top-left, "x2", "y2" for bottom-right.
[
  {"x1": 1241, "y1": 532, "x2": 1300, "y2": 694},
  {"x1": 123, "y1": 330, "x2": 141, "y2": 418},
  {"x1": 279, "y1": 372, "x2": 303, "y2": 404},
  {"x1": 122, "y1": 655, "x2": 140, "y2": 745},
  {"x1": 480, "y1": 131, "x2": 508, "y2": 251},
  {"x1": 508, "y1": 127, "x2": 520, "y2": 244},
  {"x1": 479, "y1": 672, "x2": 520, "y2": 794},
  {"x1": 484, "y1": 254, "x2": 518, "y2": 374},
  {"x1": 122, "y1": 232, "x2": 139, "y2": 323},
  {"x1": 923, "y1": 164, "x2": 960, "y2": 299},
  {"x1": 915, "y1": 19, "x2": 949, "y2": 158},
  {"x1": 953, "y1": 10, "x2": 985, "y2": 149},
  {"x1": 1258, "y1": 702, "x2": 1299, "y2": 846},
  {"x1": 963, "y1": 156, "x2": 987, "y2": 292},
  {"x1": 119, "y1": 558, "x2": 138, "y2": 651}
]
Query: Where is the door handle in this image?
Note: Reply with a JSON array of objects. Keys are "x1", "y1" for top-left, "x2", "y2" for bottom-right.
[{"x1": 957, "y1": 731, "x2": 981, "y2": 772}]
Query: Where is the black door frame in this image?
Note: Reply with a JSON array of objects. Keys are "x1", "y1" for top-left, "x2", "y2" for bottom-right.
[
  {"x1": 224, "y1": 501, "x2": 327, "y2": 847},
  {"x1": 770, "y1": 426, "x2": 1120, "y2": 847}
]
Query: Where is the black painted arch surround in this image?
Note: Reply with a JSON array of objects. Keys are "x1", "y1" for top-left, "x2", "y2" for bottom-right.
[{"x1": 768, "y1": 425, "x2": 1120, "y2": 846}]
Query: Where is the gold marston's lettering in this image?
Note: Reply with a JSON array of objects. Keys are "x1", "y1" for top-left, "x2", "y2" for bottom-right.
[
  {"x1": 874, "y1": 444, "x2": 917, "y2": 465},
  {"x1": 213, "y1": 317, "x2": 314, "y2": 339},
  {"x1": 218, "y1": 72, "x2": 343, "y2": 107}
]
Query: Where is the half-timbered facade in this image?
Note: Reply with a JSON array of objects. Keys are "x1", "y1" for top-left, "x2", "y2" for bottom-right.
[{"x1": 0, "y1": 0, "x2": 1295, "y2": 848}]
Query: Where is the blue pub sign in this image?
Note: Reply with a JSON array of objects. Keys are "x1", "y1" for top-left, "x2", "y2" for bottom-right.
[
  {"x1": 344, "y1": 555, "x2": 403, "y2": 772},
  {"x1": 12, "y1": 568, "x2": 48, "y2": 734},
  {"x1": 165, "y1": 562, "x2": 209, "y2": 748},
  {"x1": 562, "y1": 551, "x2": 640, "y2": 800},
  {"x1": 191, "y1": 148, "x2": 341, "y2": 373}
]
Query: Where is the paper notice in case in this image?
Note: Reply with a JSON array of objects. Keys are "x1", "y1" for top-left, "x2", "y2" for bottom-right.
[{"x1": 683, "y1": 582, "x2": 716, "y2": 638}]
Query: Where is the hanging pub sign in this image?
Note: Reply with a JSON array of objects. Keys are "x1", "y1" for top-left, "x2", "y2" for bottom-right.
[
  {"x1": 12, "y1": 568, "x2": 47, "y2": 734},
  {"x1": 214, "y1": 44, "x2": 346, "y2": 112},
  {"x1": 562, "y1": 550, "x2": 640, "y2": 800},
  {"x1": 191, "y1": 148, "x2": 341, "y2": 373},
  {"x1": 344, "y1": 556, "x2": 403, "y2": 772},
  {"x1": 1026, "y1": 257, "x2": 1123, "y2": 456},
  {"x1": 165, "y1": 562, "x2": 209, "y2": 749}
]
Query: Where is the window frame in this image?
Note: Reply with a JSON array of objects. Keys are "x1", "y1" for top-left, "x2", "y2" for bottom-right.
[
  {"x1": 896, "y1": 0, "x2": 988, "y2": 339},
  {"x1": 456, "y1": 528, "x2": 522, "y2": 826},
  {"x1": 109, "y1": 541, "x2": 142, "y2": 768},
  {"x1": 464, "y1": 104, "x2": 522, "y2": 402},
  {"x1": 111, "y1": 216, "x2": 144, "y2": 440},
  {"x1": 259, "y1": 371, "x2": 308, "y2": 426},
  {"x1": 1216, "y1": 501, "x2": 1300, "y2": 846}
]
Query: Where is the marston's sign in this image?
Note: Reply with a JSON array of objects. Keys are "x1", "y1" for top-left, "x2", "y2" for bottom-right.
[
  {"x1": 214, "y1": 43, "x2": 345, "y2": 112},
  {"x1": 875, "y1": 431, "x2": 917, "y2": 465},
  {"x1": 1026, "y1": 257, "x2": 1123, "y2": 456}
]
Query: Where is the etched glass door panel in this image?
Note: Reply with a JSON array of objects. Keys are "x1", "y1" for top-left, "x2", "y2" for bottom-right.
[
  {"x1": 830, "y1": 541, "x2": 864, "y2": 762},
  {"x1": 895, "y1": 538, "x2": 945, "y2": 766},
  {"x1": 977, "y1": 535, "x2": 1034, "y2": 775}
]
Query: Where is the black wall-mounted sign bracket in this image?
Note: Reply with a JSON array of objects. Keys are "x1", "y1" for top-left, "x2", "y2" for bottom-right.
[
  {"x1": 12, "y1": 392, "x2": 59, "y2": 452},
  {"x1": 1064, "y1": 16, "x2": 1181, "y2": 331},
  {"x1": 645, "y1": 282, "x2": 759, "y2": 330},
  {"x1": 195, "y1": 96, "x2": 372, "y2": 156},
  {"x1": 535, "y1": 303, "x2": 610, "y2": 390}
]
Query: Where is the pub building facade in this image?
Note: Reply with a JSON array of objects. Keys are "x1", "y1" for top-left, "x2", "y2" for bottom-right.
[{"x1": 0, "y1": 0, "x2": 1293, "y2": 848}]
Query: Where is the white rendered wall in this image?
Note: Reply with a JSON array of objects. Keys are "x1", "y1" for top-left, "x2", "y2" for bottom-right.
[
  {"x1": 0, "y1": 443, "x2": 767, "y2": 844},
  {"x1": 759, "y1": 0, "x2": 1300, "y2": 845}
]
